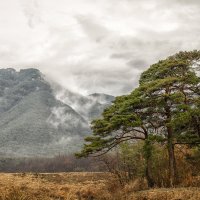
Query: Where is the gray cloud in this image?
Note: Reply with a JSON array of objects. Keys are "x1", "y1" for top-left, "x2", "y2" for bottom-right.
[
  {"x1": 76, "y1": 15, "x2": 110, "y2": 42},
  {"x1": 0, "y1": 0, "x2": 200, "y2": 96},
  {"x1": 21, "y1": 0, "x2": 43, "y2": 28},
  {"x1": 127, "y1": 59, "x2": 148, "y2": 69}
]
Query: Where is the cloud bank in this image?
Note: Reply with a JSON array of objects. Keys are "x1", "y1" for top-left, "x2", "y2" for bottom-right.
[{"x1": 0, "y1": 0, "x2": 200, "y2": 95}]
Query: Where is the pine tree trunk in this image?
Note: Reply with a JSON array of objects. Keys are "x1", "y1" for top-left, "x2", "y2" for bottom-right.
[
  {"x1": 146, "y1": 156, "x2": 154, "y2": 187},
  {"x1": 167, "y1": 126, "x2": 176, "y2": 187},
  {"x1": 144, "y1": 139, "x2": 154, "y2": 187},
  {"x1": 165, "y1": 91, "x2": 177, "y2": 187}
]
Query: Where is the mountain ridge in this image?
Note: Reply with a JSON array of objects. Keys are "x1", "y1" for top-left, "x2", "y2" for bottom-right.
[{"x1": 0, "y1": 68, "x2": 114, "y2": 157}]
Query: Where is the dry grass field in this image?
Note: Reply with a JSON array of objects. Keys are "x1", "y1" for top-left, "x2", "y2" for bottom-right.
[{"x1": 0, "y1": 172, "x2": 199, "y2": 200}]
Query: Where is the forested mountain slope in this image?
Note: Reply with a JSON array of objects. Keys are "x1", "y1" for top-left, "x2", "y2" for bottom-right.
[{"x1": 0, "y1": 68, "x2": 114, "y2": 157}]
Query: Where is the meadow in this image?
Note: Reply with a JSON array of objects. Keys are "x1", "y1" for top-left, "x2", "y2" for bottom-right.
[{"x1": 0, "y1": 172, "x2": 199, "y2": 200}]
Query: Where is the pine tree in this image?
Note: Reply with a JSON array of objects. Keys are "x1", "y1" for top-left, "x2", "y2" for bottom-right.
[{"x1": 76, "y1": 50, "x2": 200, "y2": 187}]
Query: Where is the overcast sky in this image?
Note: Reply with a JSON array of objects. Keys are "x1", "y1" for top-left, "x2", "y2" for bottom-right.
[{"x1": 0, "y1": 0, "x2": 200, "y2": 95}]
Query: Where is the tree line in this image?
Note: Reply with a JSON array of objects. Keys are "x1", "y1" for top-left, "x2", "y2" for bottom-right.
[{"x1": 0, "y1": 155, "x2": 105, "y2": 172}]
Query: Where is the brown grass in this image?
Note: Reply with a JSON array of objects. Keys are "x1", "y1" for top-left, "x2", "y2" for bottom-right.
[
  {"x1": 129, "y1": 188, "x2": 200, "y2": 200},
  {"x1": 0, "y1": 173, "x2": 199, "y2": 200},
  {"x1": 0, "y1": 173, "x2": 121, "y2": 200}
]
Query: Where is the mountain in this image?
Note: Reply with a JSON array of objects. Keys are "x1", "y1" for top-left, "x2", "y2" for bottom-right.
[{"x1": 0, "y1": 68, "x2": 114, "y2": 157}]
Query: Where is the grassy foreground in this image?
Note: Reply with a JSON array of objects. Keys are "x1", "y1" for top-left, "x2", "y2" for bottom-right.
[{"x1": 0, "y1": 173, "x2": 199, "y2": 200}]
